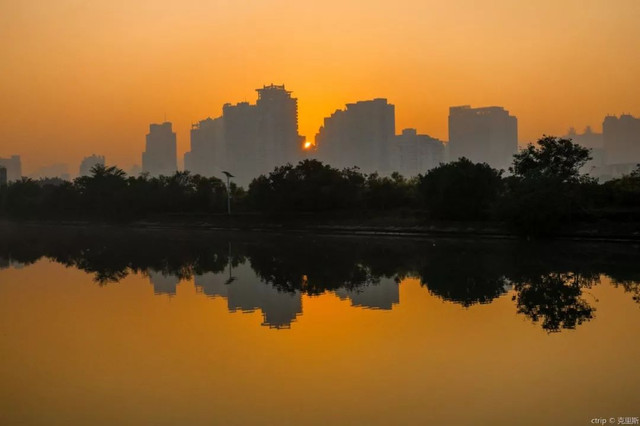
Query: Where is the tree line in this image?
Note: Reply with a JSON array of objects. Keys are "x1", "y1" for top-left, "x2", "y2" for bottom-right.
[{"x1": 1, "y1": 136, "x2": 639, "y2": 236}]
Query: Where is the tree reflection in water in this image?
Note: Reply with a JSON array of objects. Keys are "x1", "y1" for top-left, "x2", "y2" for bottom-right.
[
  {"x1": 511, "y1": 272, "x2": 596, "y2": 332},
  {"x1": 0, "y1": 224, "x2": 638, "y2": 331}
]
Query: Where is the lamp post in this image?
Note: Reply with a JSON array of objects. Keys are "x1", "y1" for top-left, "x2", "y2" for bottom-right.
[
  {"x1": 225, "y1": 242, "x2": 236, "y2": 285},
  {"x1": 222, "y1": 171, "x2": 234, "y2": 215}
]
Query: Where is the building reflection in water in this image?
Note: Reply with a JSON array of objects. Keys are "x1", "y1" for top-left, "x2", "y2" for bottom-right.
[
  {"x1": 0, "y1": 256, "x2": 24, "y2": 270},
  {"x1": 194, "y1": 263, "x2": 302, "y2": 329},
  {"x1": 334, "y1": 277, "x2": 399, "y2": 310},
  {"x1": 148, "y1": 271, "x2": 180, "y2": 296},
  {"x1": 1, "y1": 225, "x2": 639, "y2": 332}
]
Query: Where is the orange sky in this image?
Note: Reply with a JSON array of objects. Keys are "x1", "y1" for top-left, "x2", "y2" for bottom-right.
[{"x1": 1, "y1": 0, "x2": 639, "y2": 175}]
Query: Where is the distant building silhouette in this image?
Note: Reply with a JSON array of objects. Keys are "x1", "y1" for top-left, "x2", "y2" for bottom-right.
[
  {"x1": 603, "y1": 114, "x2": 640, "y2": 166},
  {"x1": 0, "y1": 155, "x2": 22, "y2": 182},
  {"x1": 0, "y1": 166, "x2": 6, "y2": 186},
  {"x1": 566, "y1": 126, "x2": 603, "y2": 150},
  {"x1": 334, "y1": 278, "x2": 400, "y2": 310},
  {"x1": 142, "y1": 122, "x2": 177, "y2": 177},
  {"x1": 315, "y1": 98, "x2": 395, "y2": 174},
  {"x1": 393, "y1": 128, "x2": 445, "y2": 176},
  {"x1": 194, "y1": 264, "x2": 302, "y2": 329},
  {"x1": 222, "y1": 101, "x2": 260, "y2": 184},
  {"x1": 563, "y1": 127, "x2": 604, "y2": 175},
  {"x1": 184, "y1": 117, "x2": 225, "y2": 177},
  {"x1": 30, "y1": 163, "x2": 70, "y2": 180},
  {"x1": 448, "y1": 105, "x2": 518, "y2": 170},
  {"x1": 255, "y1": 84, "x2": 304, "y2": 172},
  {"x1": 79, "y1": 154, "x2": 105, "y2": 177},
  {"x1": 128, "y1": 164, "x2": 142, "y2": 177},
  {"x1": 182, "y1": 84, "x2": 304, "y2": 185}
]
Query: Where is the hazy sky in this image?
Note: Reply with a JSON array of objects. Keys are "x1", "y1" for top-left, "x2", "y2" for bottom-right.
[{"x1": 1, "y1": 0, "x2": 639, "y2": 174}]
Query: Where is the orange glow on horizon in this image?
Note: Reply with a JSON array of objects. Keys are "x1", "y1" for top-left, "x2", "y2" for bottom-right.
[{"x1": 1, "y1": 1, "x2": 639, "y2": 175}]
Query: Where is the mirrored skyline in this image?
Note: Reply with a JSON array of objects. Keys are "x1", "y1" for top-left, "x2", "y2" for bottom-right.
[{"x1": 1, "y1": 226, "x2": 639, "y2": 332}]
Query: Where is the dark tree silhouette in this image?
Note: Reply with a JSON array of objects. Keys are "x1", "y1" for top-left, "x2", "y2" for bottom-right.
[
  {"x1": 511, "y1": 272, "x2": 596, "y2": 332},
  {"x1": 248, "y1": 159, "x2": 364, "y2": 212},
  {"x1": 602, "y1": 165, "x2": 640, "y2": 209},
  {"x1": 364, "y1": 172, "x2": 417, "y2": 210},
  {"x1": 510, "y1": 136, "x2": 592, "y2": 183},
  {"x1": 418, "y1": 158, "x2": 503, "y2": 220},
  {"x1": 501, "y1": 136, "x2": 596, "y2": 236}
]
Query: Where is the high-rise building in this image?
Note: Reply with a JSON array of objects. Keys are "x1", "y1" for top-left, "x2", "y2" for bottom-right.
[
  {"x1": 393, "y1": 128, "x2": 445, "y2": 176},
  {"x1": 255, "y1": 84, "x2": 304, "y2": 171},
  {"x1": 184, "y1": 117, "x2": 225, "y2": 177},
  {"x1": 142, "y1": 122, "x2": 177, "y2": 177},
  {"x1": 448, "y1": 106, "x2": 518, "y2": 170},
  {"x1": 0, "y1": 155, "x2": 22, "y2": 182},
  {"x1": 315, "y1": 98, "x2": 395, "y2": 174},
  {"x1": 222, "y1": 101, "x2": 260, "y2": 185},
  {"x1": 182, "y1": 84, "x2": 304, "y2": 186},
  {"x1": 79, "y1": 154, "x2": 105, "y2": 177},
  {"x1": 603, "y1": 114, "x2": 640, "y2": 166}
]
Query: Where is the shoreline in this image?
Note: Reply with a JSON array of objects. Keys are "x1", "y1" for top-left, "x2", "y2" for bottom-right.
[{"x1": 2, "y1": 218, "x2": 640, "y2": 244}]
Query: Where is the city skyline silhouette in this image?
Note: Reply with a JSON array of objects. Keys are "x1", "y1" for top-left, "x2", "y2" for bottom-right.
[
  {"x1": 2, "y1": 86, "x2": 638, "y2": 183},
  {"x1": 2, "y1": 1, "x2": 639, "y2": 175}
]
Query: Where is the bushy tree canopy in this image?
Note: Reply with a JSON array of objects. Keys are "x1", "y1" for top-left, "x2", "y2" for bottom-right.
[
  {"x1": 418, "y1": 158, "x2": 502, "y2": 220},
  {"x1": 0, "y1": 165, "x2": 232, "y2": 220},
  {"x1": 510, "y1": 136, "x2": 592, "y2": 183},
  {"x1": 247, "y1": 160, "x2": 362, "y2": 212},
  {"x1": 501, "y1": 136, "x2": 595, "y2": 236},
  {"x1": 418, "y1": 158, "x2": 503, "y2": 220}
]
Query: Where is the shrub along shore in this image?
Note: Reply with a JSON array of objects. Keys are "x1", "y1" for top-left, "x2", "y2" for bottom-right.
[{"x1": 1, "y1": 136, "x2": 639, "y2": 239}]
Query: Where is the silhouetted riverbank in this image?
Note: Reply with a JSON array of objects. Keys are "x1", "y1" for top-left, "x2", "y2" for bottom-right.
[
  {"x1": 3, "y1": 215, "x2": 640, "y2": 243},
  {"x1": 2, "y1": 140, "x2": 640, "y2": 239}
]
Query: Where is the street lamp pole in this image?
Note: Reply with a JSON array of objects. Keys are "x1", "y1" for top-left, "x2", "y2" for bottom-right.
[{"x1": 222, "y1": 171, "x2": 234, "y2": 215}]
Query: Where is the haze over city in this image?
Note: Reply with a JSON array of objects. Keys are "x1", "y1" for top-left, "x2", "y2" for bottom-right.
[{"x1": 2, "y1": 0, "x2": 639, "y2": 175}]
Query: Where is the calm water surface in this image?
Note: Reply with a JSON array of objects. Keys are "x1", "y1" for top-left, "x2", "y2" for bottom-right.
[{"x1": 0, "y1": 226, "x2": 639, "y2": 425}]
